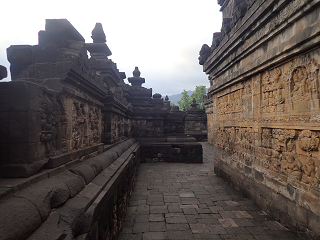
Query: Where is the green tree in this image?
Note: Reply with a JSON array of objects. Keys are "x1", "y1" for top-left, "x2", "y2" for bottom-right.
[
  {"x1": 190, "y1": 85, "x2": 207, "y2": 109},
  {"x1": 177, "y1": 89, "x2": 192, "y2": 110}
]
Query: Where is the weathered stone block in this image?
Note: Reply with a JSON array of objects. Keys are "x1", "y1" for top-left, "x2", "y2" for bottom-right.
[{"x1": 0, "y1": 197, "x2": 42, "y2": 240}]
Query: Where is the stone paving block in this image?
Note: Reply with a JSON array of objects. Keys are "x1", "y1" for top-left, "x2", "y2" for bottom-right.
[
  {"x1": 149, "y1": 213, "x2": 164, "y2": 222},
  {"x1": 186, "y1": 215, "x2": 199, "y2": 224},
  {"x1": 196, "y1": 208, "x2": 212, "y2": 214},
  {"x1": 127, "y1": 206, "x2": 137, "y2": 213},
  {"x1": 167, "y1": 230, "x2": 193, "y2": 239},
  {"x1": 253, "y1": 235, "x2": 277, "y2": 240},
  {"x1": 219, "y1": 233, "x2": 238, "y2": 239},
  {"x1": 218, "y1": 218, "x2": 238, "y2": 227},
  {"x1": 150, "y1": 205, "x2": 168, "y2": 214},
  {"x1": 168, "y1": 205, "x2": 182, "y2": 213},
  {"x1": 182, "y1": 208, "x2": 198, "y2": 215},
  {"x1": 118, "y1": 232, "x2": 142, "y2": 240},
  {"x1": 129, "y1": 200, "x2": 139, "y2": 206},
  {"x1": 149, "y1": 222, "x2": 166, "y2": 232},
  {"x1": 179, "y1": 204, "x2": 198, "y2": 209},
  {"x1": 209, "y1": 206, "x2": 223, "y2": 213},
  {"x1": 135, "y1": 214, "x2": 149, "y2": 223},
  {"x1": 193, "y1": 233, "x2": 223, "y2": 239},
  {"x1": 233, "y1": 211, "x2": 253, "y2": 219},
  {"x1": 181, "y1": 198, "x2": 200, "y2": 205},
  {"x1": 208, "y1": 224, "x2": 228, "y2": 235},
  {"x1": 247, "y1": 218, "x2": 268, "y2": 227},
  {"x1": 224, "y1": 227, "x2": 250, "y2": 234},
  {"x1": 198, "y1": 203, "x2": 208, "y2": 208},
  {"x1": 200, "y1": 213, "x2": 215, "y2": 219},
  {"x1": 166, "y1": 223, "x2": 190, "y2": 231},
  {"x1": 121, "y1": 227, "x2": 132, "y2": 233},
  {"x1": 179, "y1": 192, "x2": 195, "y2": 198},
  {"x1": 233, "y1": 218, "x2": 255, "y2": 227},
  {"x1": 137, "y1": 205, "x2": 149, "y2": 214},
  {"x1": 138, "y1": 199, "x2": 147, "y2": 205},
  {"x1": 219, "y1": 211, "x2": 236, "y2": 219},
  {"x1": 235, "y1": 233, "x2": 256, "y2": 240},
  {"x1": 164, "y1": 196, "x2": 181, "y2": 203},
  {"x1": 224, "y1": 201, "x2": 239, "y2": 207},
  {"x1": 246, "y1": 226, "x2": 269, "y2": 235},
  {"x1": 132, "y1": 222, "x2": 150, "y2": 233},
  {"x1": 122, "y1": 218, "x2": 135, "y2": 227},
  {"x1": 148, "y1": 201, "x2": 165, "y2": 206},
  {"x1": 142, "y1": 232, "x2": 168, "y2": 239},
  {"x1": 165, "y1": 216, "x2": 187, "y2": 224},
  {"x1": 247, "y1": 211, "x2": 274, "y2": 222},
  {"x1": 189, "y1": 223, "x2": 210, "y2": 233},
  {"x1": 196, "y1": 218, "x2": 220, "y2": 225}
]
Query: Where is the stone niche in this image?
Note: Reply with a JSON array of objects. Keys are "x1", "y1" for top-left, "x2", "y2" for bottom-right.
[{"x1": 201, "y1": 0, "x2": 320, "y2": 239}]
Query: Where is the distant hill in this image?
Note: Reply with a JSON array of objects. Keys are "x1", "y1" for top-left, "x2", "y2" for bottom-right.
[
  {"x1": 167, "y1": 90, "x2": 194, "y2": 105},
  {"x1": 167, "y1": 89, "x2": 208, "y2": 105}
]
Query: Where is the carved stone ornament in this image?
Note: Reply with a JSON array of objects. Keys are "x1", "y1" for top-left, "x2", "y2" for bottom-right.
[
  {"x1": 261, "y1": 68, "x2": 285, "y2": 113},
  {"x1": 39, "y1": 90, "x2": 63, "y2": 157},
  {"x1": 199, "y1": 44, "x2": 211, "y2": 65},
  {"x1": 133, "y1": 67, "x2": 141, "y2": 77},
  {"x1": 298, "y1": 130, "x2": 320, "y2": 152},
  {"x1": 0, "y1": 65, "x2": 7, "y2": 80}
]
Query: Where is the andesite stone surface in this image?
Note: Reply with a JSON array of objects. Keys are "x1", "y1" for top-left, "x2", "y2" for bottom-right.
[
  {"x1": 0, "y1": 18, "x2": 207, "y2": 240},
  {"x1": 200, "y1": 1, "x2": 320, "y2": 239}
]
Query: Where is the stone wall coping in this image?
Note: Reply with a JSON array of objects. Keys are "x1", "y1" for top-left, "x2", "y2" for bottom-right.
[
  {"x1": 0, "y1": 138, "x2": 135, "y2": 200},
  {"x1": 0, "y1": 138, "x2": 138, "y2": 239},
  {"x1": 205, "y1": 0, "x2": 320, "y2": 93}
]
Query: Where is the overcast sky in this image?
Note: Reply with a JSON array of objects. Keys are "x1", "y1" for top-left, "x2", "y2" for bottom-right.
[{"x1": 0, "y1": 0, "x2": 222, "y2": 96}]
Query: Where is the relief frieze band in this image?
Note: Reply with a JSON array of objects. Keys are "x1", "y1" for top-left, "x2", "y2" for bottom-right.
[
  {"x1": 260, "y1": 54, "x2": 320, "y2": 113},
  {"x1": 215, "y1": 125, "x2": 320, "y2": 189}
]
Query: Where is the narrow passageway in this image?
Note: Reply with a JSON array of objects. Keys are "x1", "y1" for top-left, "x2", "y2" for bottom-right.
[{"x1": 118, "y1": 142, "x2": 301, "y2": 240}]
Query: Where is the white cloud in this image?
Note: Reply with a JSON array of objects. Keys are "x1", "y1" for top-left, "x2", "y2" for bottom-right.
[{"x1": 0, "y1": 0, "x2": 222, "y2": 95}]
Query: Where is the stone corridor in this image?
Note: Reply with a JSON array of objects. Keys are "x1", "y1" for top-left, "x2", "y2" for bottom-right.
[{"x1": 118, "y1": 142, "x2": 301, "y2": 240}]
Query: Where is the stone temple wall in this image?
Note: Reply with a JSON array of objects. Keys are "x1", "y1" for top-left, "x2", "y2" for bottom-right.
[{"x1": 201, "y1": 0, "x2": 320, "y2": 239}]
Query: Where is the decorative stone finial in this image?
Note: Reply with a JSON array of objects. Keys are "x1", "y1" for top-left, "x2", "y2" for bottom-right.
[
  {"x1": 91, "y1": 23, "x2": 106, "y2": 43},
  {"x1": 153, "y1": 93, "x2": 162, "y2": 99},
  {"x1": 165, "y1": 95, "x2": 169, "y2": 101},
  {"x1": 128, "y1": 66, "x2": 145, "y2": 87},
  {"x1": 191, "y1": 98, "x2": 199, "y2": 109},
  {"x1": 133, "y1": 67, "x2": 141, "y2": 77},
  {"x1": 199, "y1": 44, "x2": 211, "y2": 65},
  {"x1": 0, "y1": 65, "x2": 7, "y2": 80}
]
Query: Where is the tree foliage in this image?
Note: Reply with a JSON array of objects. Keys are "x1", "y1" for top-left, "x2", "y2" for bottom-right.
[
  {"x1": 177, "y1": 89, "x2": 192, "y2": 110},
  {"x1": 177, "y1": 86, "x2": 207, "y2": 110}
]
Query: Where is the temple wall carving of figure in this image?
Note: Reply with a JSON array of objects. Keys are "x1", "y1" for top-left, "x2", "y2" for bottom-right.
[{"x1": 201, "y1": 0, "x2": 320, "y2": 239}]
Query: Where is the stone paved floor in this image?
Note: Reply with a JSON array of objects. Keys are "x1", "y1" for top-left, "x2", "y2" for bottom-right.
[{"x1": 118, "y1": 142, "x2": 301, "y2": 240}]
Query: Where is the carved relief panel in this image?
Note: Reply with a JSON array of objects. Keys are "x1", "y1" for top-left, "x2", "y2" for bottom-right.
[
  {"x1": 39, "y1": 90, "x2": 63, "y2": 157},
  {"x1": 289, "y1": 56, "x2": 320, "y2": 108},
  {"x1": 70, "y1": 100, "x2": 101, "y2": 150},
  {"x1": 260, "y1": 55, "x2": 320, "y2": 113},
  {"x1": 216, "y1": 80, "x2": 252, "y2": 116},
  {"x1": 261, "y1": 68, "x2": 286, "y2": 113},
  {"x1": 260, "y1": 127, "x2": 320, "y2": 187}
]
